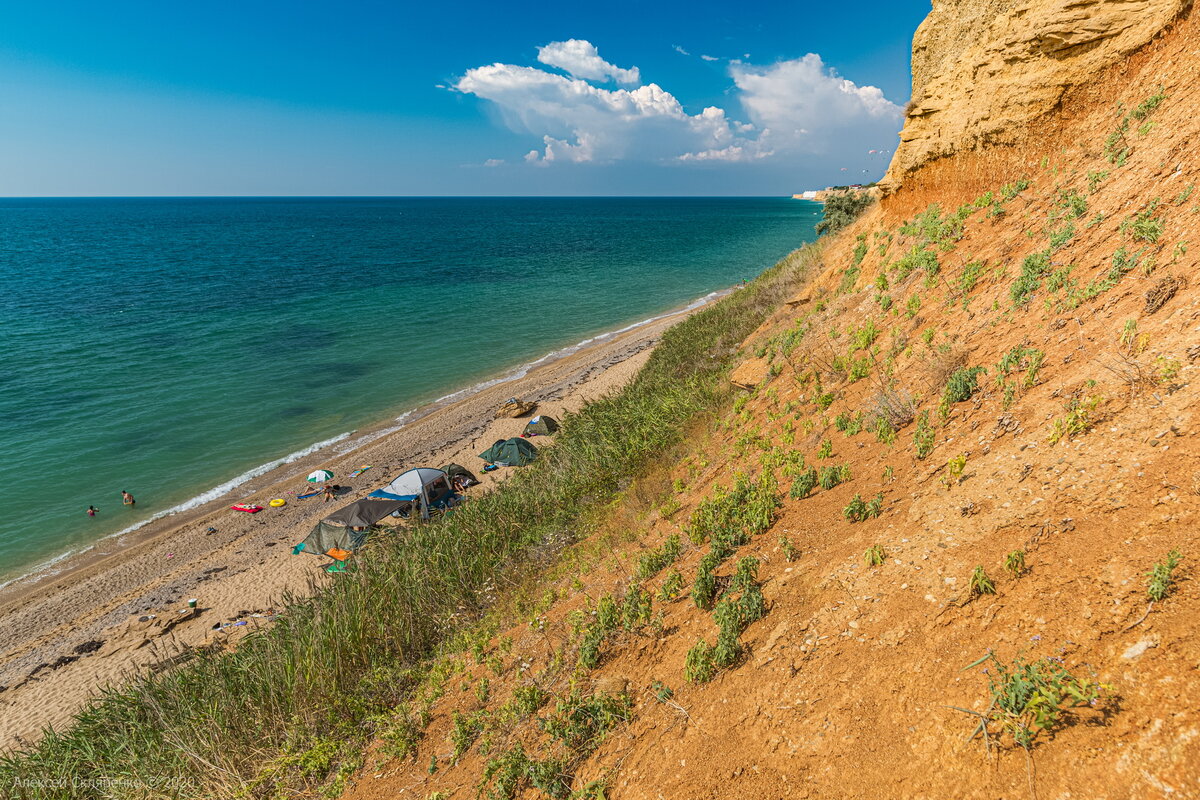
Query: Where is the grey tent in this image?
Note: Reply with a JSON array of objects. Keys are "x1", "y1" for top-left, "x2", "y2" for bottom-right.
[
  {"x1": 368, "y1": 467, "x2": 460, "y2": 520},
  {"x1": 294, "y1": 521, "x2": 370, "y2": 557},
  {"x1": 479, "y1": 437, "x2": 538, "y2": 466},
  {"x1": 522, "y1": 415, "x2": 559, "y2": 437},
  {"x1": 293, "y1": 495, "x2": 408, "y2": 557},
  {"x1": 324, "y1": 496, "x2": 410, "y2": 528}
]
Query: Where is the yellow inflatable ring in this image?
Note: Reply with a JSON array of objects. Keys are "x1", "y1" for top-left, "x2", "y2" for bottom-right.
[{"x1": 269, "y1": 498, "x2": 286, "y2": 508}]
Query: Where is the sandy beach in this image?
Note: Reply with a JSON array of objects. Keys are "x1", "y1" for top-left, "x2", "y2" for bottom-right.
[{"x1": 0, "y1": 302, "x2": 706, "y2": 751}]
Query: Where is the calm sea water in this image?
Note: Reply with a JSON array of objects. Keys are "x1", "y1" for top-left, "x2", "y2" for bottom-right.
[{"x1": 0, "y1": 197, "x2": 820, "y2": 584}]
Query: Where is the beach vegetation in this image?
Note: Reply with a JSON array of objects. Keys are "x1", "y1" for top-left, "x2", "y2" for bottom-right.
[
  {"x1": 958, "y1": 651, "x2": 1111, "y2": 750},
  {"x1": 1146, "y1": 549, "x2": 1183, "y2": 602},
  {"x1": 816, "y1": 191, "x2": 874, "y2": 236}
]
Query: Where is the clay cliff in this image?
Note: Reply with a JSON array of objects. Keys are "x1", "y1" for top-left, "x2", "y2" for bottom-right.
[
  {"x1": 883, "y1": 0, "x2": 1192, "y2": 189},
  {"x1": 333, "y1": 4, "x2": 1200, "y2": 798}
]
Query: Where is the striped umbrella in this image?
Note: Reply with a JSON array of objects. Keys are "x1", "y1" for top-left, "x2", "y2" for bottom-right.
[{"x1": 306, "y1": 469, "x2": 334, "y2": 483}]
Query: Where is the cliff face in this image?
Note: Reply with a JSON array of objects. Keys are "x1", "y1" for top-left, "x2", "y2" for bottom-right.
[
  {"x1": 883, "y1": 0, "x2": 1191, "y2": 188},
  {"x1": 339, "y1": 6, "x2": 1200, "y2": 800}
]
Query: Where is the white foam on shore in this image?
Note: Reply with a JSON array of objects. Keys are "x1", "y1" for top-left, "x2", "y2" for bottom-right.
[
  {"x1": 1, "y1": 289, "x2": 728, "y2": 594},
  {"x1": 0, "y1": 431, "x2": 352, "y2": 593}
]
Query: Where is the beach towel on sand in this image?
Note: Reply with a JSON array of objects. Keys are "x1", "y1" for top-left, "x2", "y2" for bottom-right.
[{"x1": 231, "y1": 504, "x2": 264, "y2": 513}]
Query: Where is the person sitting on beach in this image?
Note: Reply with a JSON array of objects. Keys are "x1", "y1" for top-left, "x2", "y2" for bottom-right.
[
  {"x1": 122, "y1": 490, "x2": 135, "y2": 507},
  {"x1": 323, "y1": 484, "x2": 337, "y2": 502},
  {"x1": 87, "y1": 505, "x2": 98, "y2": 516}
]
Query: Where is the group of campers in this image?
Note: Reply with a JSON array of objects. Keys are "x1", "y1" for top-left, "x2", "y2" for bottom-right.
[{"x1": 292, "y1": 408, "x2": 557, "y2": 570}]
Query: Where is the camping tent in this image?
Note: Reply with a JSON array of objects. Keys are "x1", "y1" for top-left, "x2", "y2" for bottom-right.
[
  {"x1": 479, "y1": 437, "x2": 538, "y2": 466},
  {"x1": 293, "y1": 495, "x2": 409, "y2": 557},
  {"x1": 523, "y1": 415, "x2": 559, "y2": 437},
  {"x1": 368, "y1": 467, "x2": 456, "y2": 519},
  {"x1": 323, "y1": 496, "x2": 409, "y2": 528},
  {"x1": 293, "y1": 520, "x2": 371, "y2": 558},
  {"x1": 441, "y1": 463, "x2": 480, "y2": 488}
]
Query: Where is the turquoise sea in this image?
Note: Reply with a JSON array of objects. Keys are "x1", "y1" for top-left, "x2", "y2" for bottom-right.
[{"x1": 0, "y1": 197, "x2": 820, "y2": 585}]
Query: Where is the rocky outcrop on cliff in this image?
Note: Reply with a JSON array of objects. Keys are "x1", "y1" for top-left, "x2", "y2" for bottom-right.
[{"x1": 883, "y1": 0, "x2": 1190, "y2": 188}]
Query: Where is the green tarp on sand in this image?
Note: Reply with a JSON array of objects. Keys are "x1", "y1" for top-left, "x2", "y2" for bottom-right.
[{"x1": 478, "y1": 437, "x2": 539, "y2": 466}]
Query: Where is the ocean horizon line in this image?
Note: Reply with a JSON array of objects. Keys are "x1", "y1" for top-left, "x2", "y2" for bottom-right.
[{"x1": 0, "y1": 194, "x2": 820, "y2": 200}]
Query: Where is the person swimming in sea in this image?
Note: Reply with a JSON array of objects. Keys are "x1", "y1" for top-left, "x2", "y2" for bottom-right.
[
  {"x1": 87, "y1": 505, "x2": 98, "y2": 516},
  {"x1": 122, "y1": 490, "x2": 135, "y2": 507}
]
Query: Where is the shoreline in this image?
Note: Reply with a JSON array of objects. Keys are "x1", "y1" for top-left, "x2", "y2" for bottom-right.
[
  {"x1": 0, "y1": 289, "x2": 725, "y2": 605},
  {"x1": 0, "y1": 291, "x2": 718, "y2": 750}
]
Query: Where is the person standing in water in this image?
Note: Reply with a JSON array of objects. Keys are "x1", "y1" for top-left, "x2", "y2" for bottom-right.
[
  {"x1": 87, "y1": 506, "x2": 98, "y2": 516},
  {"x1": 122, "y1": 490, "x2": 135, "y2": 507}
]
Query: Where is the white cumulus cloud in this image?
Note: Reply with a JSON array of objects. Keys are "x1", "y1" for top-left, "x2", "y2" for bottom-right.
[
  {"x1": 536, "y1": 39, "x2": 640, "y2": 85},
  {"x1": 731, "y1": 54, "x2": 902, "y2": 155},
  {"x1": 454, "y1": 59, "x2": 749, "y2": 164},
  {"x1": 454, "y1": 42, "x2": 901, "y2": 170}
]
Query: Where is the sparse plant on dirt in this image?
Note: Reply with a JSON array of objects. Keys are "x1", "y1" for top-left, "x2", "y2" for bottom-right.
[
  {"x1": 818, "y1": 464, "x2": 852, "y2": 490},
  {"x1": 1155, "y1": 355, "x2": 1181, "y2": 385},
  {"x1": 1047, "y1": 395, "x2": 1102, "y2": 444},
  {"x1": 942, "y1": 365, "x2": 986, "y2": 407},
  {"x1": 843, "y1": 492, "x2": 884, "y2": 522},
  {"x1": 913, "y1": 411, "x2": 936, "y2": 459},
  {"x1": 691, "y1": 552, "x2": 720, "y2": 610},
  {"x1": 1048, "y1": 220, "x2": 1075, "y2": 250},
  {"x1": 684, "y1": 639, "x2": 717, "y2": 683},
  {"x1": 969, "y1": 566, "x2": 996, "y2": 596},
  {"x1": 712, "y1": 598, "x2": 744, "y2": 667},
  {"x1": 1120, "y1": 199, "x2": 1164, "y2": 243},
  {"x1": 686, "y1": 471, "x2": 780, "y2": 546},
  {"x1": 864, "y1": 544, "x2": 887, "y2": 567},
  {"x1": 995, "y1": 345, "x2": 1045, "y2": 403},
  {"x1": 1130, "y1": 85, "x2": 1167, "y2": 120},
  {"x1": 450, "y1": 709, "x2": 485, "y2": 761},
  {"x1": 956, "y1": 259, "x2": 986, "y2": 301},
  {"x1": 1104, "y1": 117, "x2": 1130, "y2": 165},
  {"x1": 956, "y1": 651, "x2": 1111, "y2": 750},
  {"x1": 657, "y1": 569, "x2": 684, "y2": 602},
  {"x1": 621, "y1": 586, "x2": 653, "y2": 631},
  {"x1": 512, "y1": 684, "x2": 548, "y2": 718},
  {"x1": 1010, "y1": 249, "x2": 1051, "y2": 307},
  {"x1": 1087, "y1": 169, "x2": 1109, "y2": 194},
  {"x1": 1146, "y1": 549, "x2": 1183, "y2": 602},
  {"x1": 852, "y1": 236, "x2": 869, "y2": 267},
  {"x1": 541, "y1": 688, "x2": 632, "y2": 759},
  {"x1": 790, "y1": 466, "x2": 818, "y2": 499},
  {"x1": 1004, "y1": 550, "x2": 1027, "y2": 578},
  {"x1": 636, "y1": 533, "x2": 683, "y2": 580},
  {"x1": 943, "y1": 453, "x2": 967, "y2": 487},
  {"x1": 817, "y1": 438, "x2": 833, "y2": 459},
  {"x1": 779, "y1": 535, "x2": 800, "y2": 562}
]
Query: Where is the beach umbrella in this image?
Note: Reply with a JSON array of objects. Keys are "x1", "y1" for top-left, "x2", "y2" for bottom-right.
[{"x1": 307, "y1": 469, "x2": 334, "y2": 483}]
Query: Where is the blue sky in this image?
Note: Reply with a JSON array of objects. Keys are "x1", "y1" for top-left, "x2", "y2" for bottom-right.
[{"x1": 0, "y1": 1, "x2": 930, "y2": 196}]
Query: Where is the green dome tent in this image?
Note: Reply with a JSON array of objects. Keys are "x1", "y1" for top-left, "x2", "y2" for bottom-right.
[
  {"x1": 522, "y1": 415, "x2": 559, "y2": 437},
  {"x1": 479, "y1": 437, "x2": 539, "y2": 467}
]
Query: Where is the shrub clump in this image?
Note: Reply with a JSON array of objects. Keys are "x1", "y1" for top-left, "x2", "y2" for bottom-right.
[{"x1": 816, "y1": 191, "x2": 874, "y2": 236}]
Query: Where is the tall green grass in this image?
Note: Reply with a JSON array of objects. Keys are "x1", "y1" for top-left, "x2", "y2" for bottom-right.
[{"x1": 0, "y1": 244, "x2": 820, "y2": 799}]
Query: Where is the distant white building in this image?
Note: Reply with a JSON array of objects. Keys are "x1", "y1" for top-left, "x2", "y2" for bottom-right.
[{"x1": 791, "y1": 190, "x2": 818, "y2": 200}]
